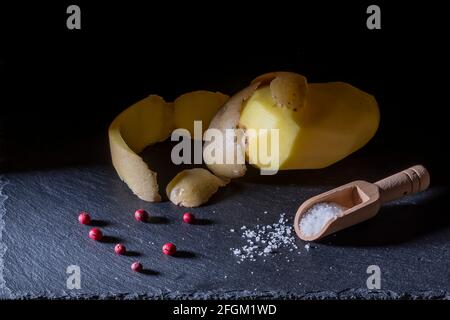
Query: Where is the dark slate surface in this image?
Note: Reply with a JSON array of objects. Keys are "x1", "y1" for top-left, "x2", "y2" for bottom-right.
[{"x1": 1, "y1": 132, "x2": 449, "y2": 300}]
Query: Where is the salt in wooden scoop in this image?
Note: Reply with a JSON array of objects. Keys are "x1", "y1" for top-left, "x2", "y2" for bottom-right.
[{"x1": 294, "y1": 165, "x2": 430, "y2": 241}]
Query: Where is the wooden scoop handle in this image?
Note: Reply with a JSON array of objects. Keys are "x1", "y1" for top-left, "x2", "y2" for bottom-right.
[{"x1": 374, "y1": 165, "x2": 430, "y2": 203}]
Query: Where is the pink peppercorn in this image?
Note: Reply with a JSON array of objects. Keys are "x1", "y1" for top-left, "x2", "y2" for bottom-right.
[
  {"x1": 114, "y1": 244, "x2": 126, "y2": 255},
  {"x1": 162, "y1": 243, "x2": 176, "y2": 256},
  {"x1": 134, "y1": 209, "x2": 148, "y2": 222},
  {"x1": 183, "y1": 212, "x2": 195, "y2": 224},
  {"x1": 131, "y1": 262, "x2": 142, "y2": 272},
  {"x1": 78, "y1": 211, "x2": 91, "y2": 225},
  {"x1": 89, "y1": 228, "x2": 103, "y2": 241}
]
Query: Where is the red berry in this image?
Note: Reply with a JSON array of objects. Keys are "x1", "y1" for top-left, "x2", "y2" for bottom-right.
[
  {"x1": 114, "y1": 244, "x2": 126, "y2": 255},
  {"x1": 162, "y1": 243, "x2": 176, "y2": 255},
  {"x1": 183, "y1": 212, "x2": 195, "y2": 224},
  {"x1": 131, "y1": 262, "x2": 142, "y2": 272},
  {"x1": 78, "y1": 211, "x2": 91, "y2": 225},
  {"x1": 134, "y1": 209, "x2": 148, "y2": 222},
  {"x1": 89, "y1": 228, "x2": 103, "y2": 241}
]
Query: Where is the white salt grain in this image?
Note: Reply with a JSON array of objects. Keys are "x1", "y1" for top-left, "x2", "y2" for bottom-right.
[
  {"x1": 299, "y1": 202, "x2": 344, "y2": 237},
  {"x1": 230, "y1": 213, "x2": 299, "y2": 262}
]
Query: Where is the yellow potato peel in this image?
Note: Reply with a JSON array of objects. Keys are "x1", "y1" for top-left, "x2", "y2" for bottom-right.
[
  {"x1": 109, "y1": 95, "x2": 174, "y2": 201},
  {"x1": 166, "y1": 168, "x2": 229, "y2": 207},
  {"x1": 109, "y1": 91, "x2": 228, "y2": 202}
]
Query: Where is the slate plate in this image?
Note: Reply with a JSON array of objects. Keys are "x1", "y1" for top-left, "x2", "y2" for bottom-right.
[{"x1": 1, "y1": 133, "x2": 449, "y2": 300}]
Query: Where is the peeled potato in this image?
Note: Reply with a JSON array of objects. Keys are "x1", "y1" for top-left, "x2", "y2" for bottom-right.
[
  {"x1": 240, "y1": 83, "x2": 379, "y2": 169},
  {"x1": 166, "y1": 168, "x2": 228, "y2": 207},
  {"x1": 205, "y1": 72, "x2": 379, "y2": 177},
  {"x1": 174, "y1": 91, "x2": 229, "y2": 137}
]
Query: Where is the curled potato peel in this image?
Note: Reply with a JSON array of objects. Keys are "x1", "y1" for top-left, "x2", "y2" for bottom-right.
[
  {"x1": 109, "y1": 91, "x2": 227, "y2": 202},
  {"x1": 203, "y1": 83, "x2": 261, "y2": 179},
  {"x1": 166, "y1": 168, "x2": 229, "y2": 207},
  {"x1": 252, "y1": 72, "x2": 308, "y2": 110},
  {"x1": 109, "y1": 95, "x2": 173, "y2": 202}
]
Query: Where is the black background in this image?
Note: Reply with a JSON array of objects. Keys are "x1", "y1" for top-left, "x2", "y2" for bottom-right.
[{"x1": 0, "y1": 1, "x2": 447, "y2": 181}]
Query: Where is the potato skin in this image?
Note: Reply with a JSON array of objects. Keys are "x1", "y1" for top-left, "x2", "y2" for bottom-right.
[
  {"x1": 204, "y1": 83, "x2": 260, "y2": 179},
  {"x1": 166, "y1": 168, "x2": 228, "y2": 207},
  {"x1": 252, "y1": 72, "x2": 308, "y2": 110},
  {"x1": 109, "y1": 91, "x2": 228, "y2": 203},
  {"x1": 109, "y1": 95, "x2": 174, "y2": 202}
]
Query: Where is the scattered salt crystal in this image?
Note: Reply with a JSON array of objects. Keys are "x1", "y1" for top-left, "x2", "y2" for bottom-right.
[
  {"x1": 304, "y1": 243, "x2": 310, "y2": 251},
  {"x1": 299, "y1": 202, "x2": 344, "y2": 237},
  {"x1": 230, "y1": 229, "x2": 235, "y2": 232},
  {"x1": 230, "y1": 213, "x2": 299, "y2": 261}
]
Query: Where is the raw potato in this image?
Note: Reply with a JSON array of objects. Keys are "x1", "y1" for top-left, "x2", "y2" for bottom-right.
[
  {"x1": 109, "y1": 91, "x2": 227, "y2": 203},
  {"x1": 166, "y1": 168, "x2": 228, "y2": 207},
  {"x1": 204, "y1": 72, "x2": 307, "y2": 178},
  {"x1": 241, "y1": 83, "x2": 379, "y2": 169},
  {"x1": 174, "y1": 91, "x2": 229, "y2": 137},
  {"x1": 205, "y1": 71, "x2": 379, "y2": 177}
]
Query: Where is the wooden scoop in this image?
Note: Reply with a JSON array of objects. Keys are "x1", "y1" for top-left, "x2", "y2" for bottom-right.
[{"x1": 294, "y1": 165, "x2": 430, "y2": 241}]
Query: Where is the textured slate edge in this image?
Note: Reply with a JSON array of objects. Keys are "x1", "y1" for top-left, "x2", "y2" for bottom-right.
[
  {"x1": 0, "y1": 175, "x2": 12, "y2": 298},
  {"x1": 5, "y1": 289, "x2": 450, "y2": 300}
]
